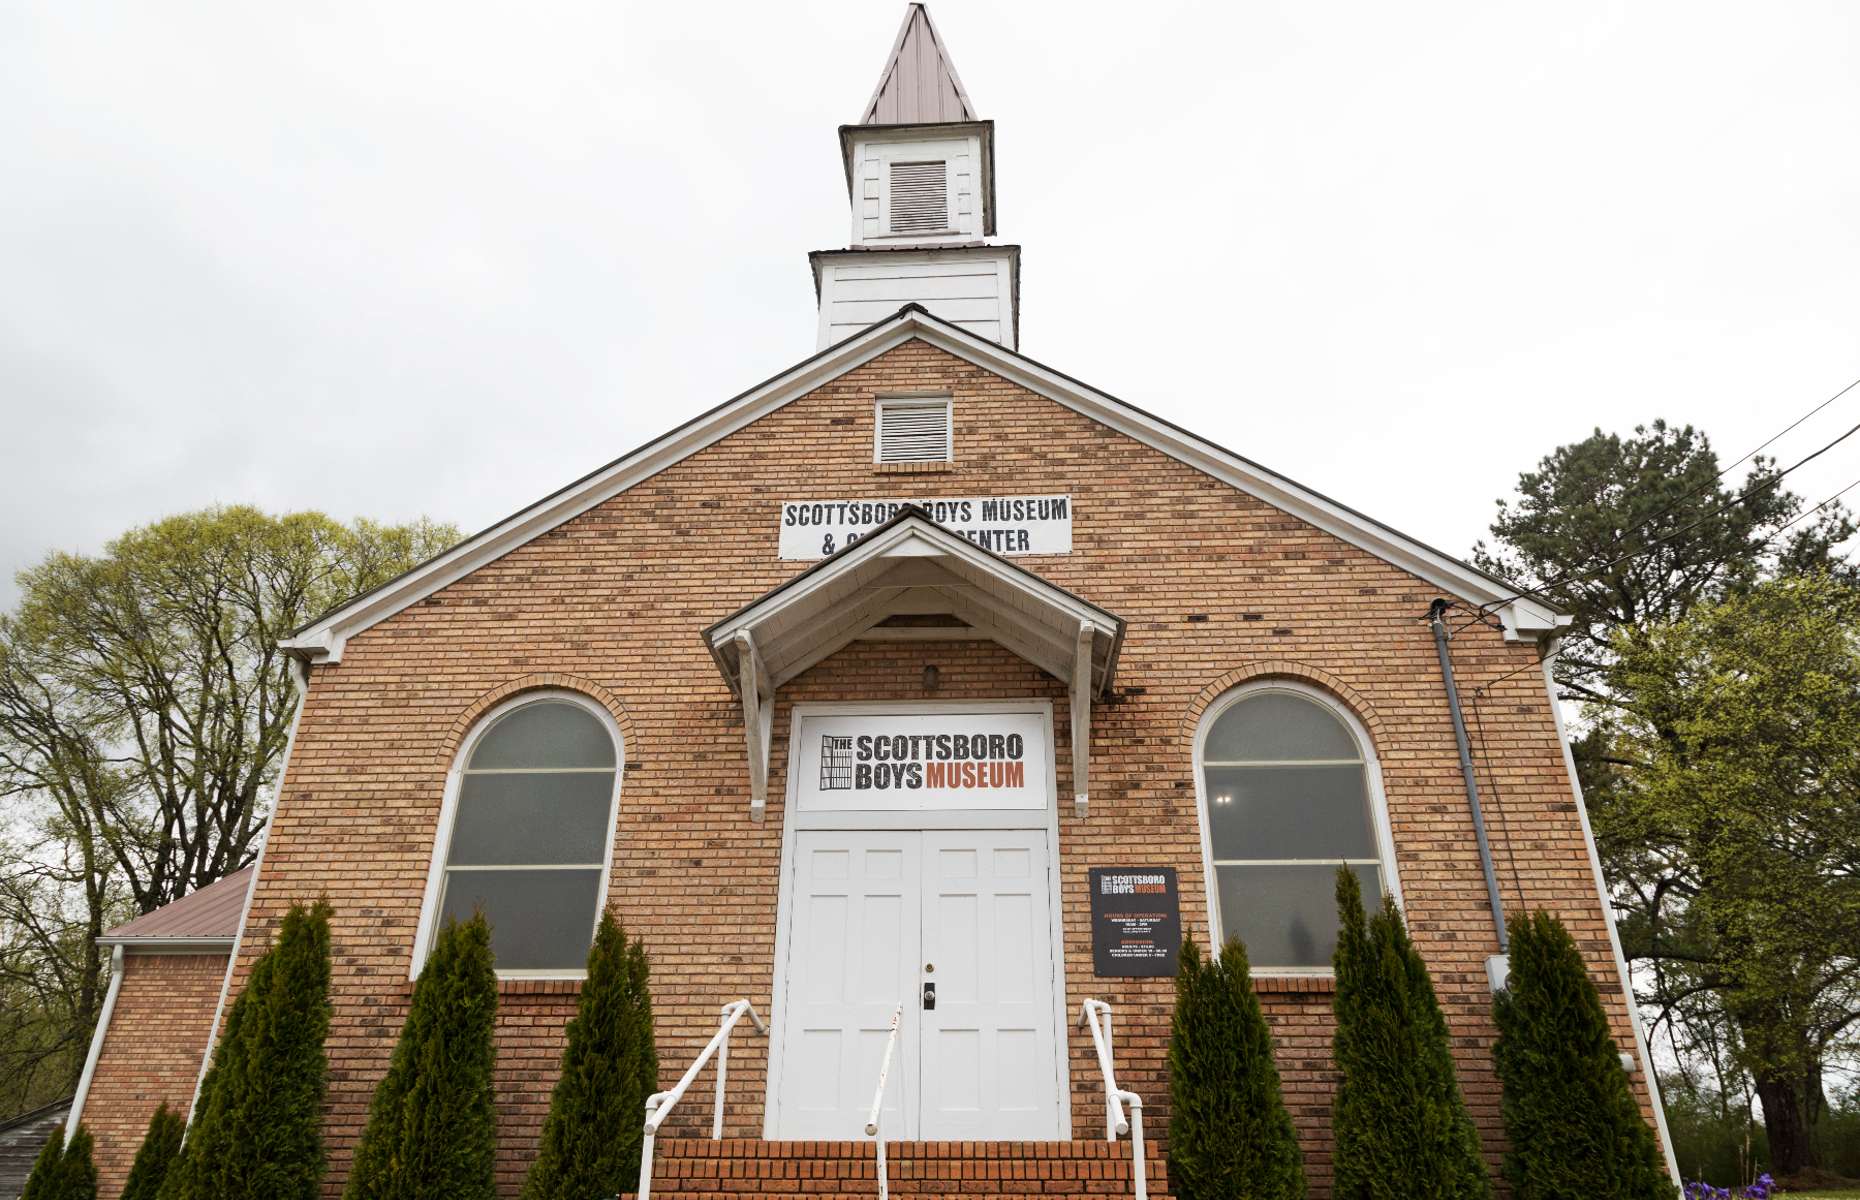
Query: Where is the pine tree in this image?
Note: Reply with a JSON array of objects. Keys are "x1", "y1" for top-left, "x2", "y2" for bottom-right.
[
  {"x1": 233, "y1": 901, "x2": 333, "y2": 1199},
  {"x1": 56, "y1": 1126, "x2": 98, "y2": 1200},
  {"x1": 19, "y1": 1124, "x2": 64, "y2": 1200},
  {"x1": 1330, "y1": 868, "x2": 1491, "y2": 1200},
  {"x1": 1167, "y1": 937, "x2": 1307, "y2": 1200},
  {"x1": 1492, "y1": 910, "x2": 1671, "y2": 1200},
  {"x1": 344, "y1": 912, "x2": 499, "y2": 1200},
  {"x1": 120, "y1": 1105, "x2": 186, "y2": 1200},
  {"x1": 521, "y1": 911, "x2": 659, "y2": 1200}
]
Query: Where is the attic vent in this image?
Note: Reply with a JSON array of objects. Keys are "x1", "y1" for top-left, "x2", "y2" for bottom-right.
[
  {"x1": 875, "y1": 397, "x2": 952, "y2": 463},
  {"x1": 888, "y1": 161, "x2": 949, "y2": 234}
]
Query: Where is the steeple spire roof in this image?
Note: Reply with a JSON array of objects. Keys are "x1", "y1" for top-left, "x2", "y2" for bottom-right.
[{"x1": 861, "y1": 4, "x2": 977, "y2": 125}]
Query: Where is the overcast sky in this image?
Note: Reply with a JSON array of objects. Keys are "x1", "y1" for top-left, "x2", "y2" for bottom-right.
[{"x1": 3, "y1": 1, "x2": 1858, "y2": 609}]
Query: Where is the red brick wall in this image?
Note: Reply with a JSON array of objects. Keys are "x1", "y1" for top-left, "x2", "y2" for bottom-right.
[
  {"x1": 83, "y1": 952, "x2": 228, "y2": 1198},
  {"x1": 224, "y1": 338, "x2": 1659, "y2": 1195}
]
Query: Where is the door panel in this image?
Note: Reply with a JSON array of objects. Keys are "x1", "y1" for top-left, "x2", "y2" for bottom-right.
[
  {"x1": 918, "y1": 830, "x2": 1062, "y2": 1140},
  {"x1": 774, "y1": 831, "x2": 921, "y2": 1138},
  {"x1": 773, "y1": 828, "x2": 1062, "y2": 1140}
]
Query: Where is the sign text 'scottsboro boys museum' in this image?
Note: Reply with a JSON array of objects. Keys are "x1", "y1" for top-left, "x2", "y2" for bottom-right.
[{"x1": 65, "y1": 5, "x2": 1677, "y2": 1196}]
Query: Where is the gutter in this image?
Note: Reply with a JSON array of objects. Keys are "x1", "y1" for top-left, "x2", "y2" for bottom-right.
[{"x1": 66, "y1": 945, "x2": 124, "y2": 1138}]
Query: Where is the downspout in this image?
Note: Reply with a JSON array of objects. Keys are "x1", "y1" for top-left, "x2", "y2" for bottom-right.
[
  {"x1": 1427, "y1": 600, "x2": 1509, "y2": 973},
  {"x1": 66, "y1": 944, "x2": 126, "y2": 1137}
]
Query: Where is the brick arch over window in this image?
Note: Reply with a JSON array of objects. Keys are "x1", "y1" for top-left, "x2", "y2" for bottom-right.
[
  {"x1": 1179, "y1": 660, "x2": 1385, "y2": 751},
  {"x1": 438, "y1": 673, "x2": 640, "y2": 770}
]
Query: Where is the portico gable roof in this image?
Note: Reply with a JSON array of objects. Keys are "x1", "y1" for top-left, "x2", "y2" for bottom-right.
[
  {"x1": 705, "y1": 506, "x2": 1124, "y2": 697},
  {"x1": 280, "y1": 304, "x2": 1566, "y2": 666}
]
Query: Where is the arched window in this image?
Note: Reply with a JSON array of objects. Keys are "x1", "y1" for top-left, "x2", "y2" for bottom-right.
[
  {"x1": 416, "y1": 693, "x2": 622, "y2": 978},
  {"x1": 1194, "y1": 683, "x2": 1395, "y2": 972}
]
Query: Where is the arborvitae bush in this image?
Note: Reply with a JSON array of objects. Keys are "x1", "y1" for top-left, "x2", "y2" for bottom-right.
[
  {"x1": 159, "y1": 956, "x2": 269, "y2": 1200},
  {"x1": 56, "y1": 1126, "x2": 98, "y2": 1200},
  {"x1": 522, "y1": 912, "x2": 659, "y2": 1200},
  {"x1": 1492, "y1": 910, "x2": 1671, "y2": 1200},
  {"x1": 1331, "y1": 868, "x2": 1491, "y2": 1200},
  {"x1": 235, "y1": 901, "x2": 333, "y2": 1199},
  {"x1": 344, "y1": 912, "x2": 499, "y2": 1200},
  {"x1": 1167, "y1": 936, "x2": 1307, "y2": 1200},
  {"x1": 120, "y1": 1104, "x2": 186, "y2": 1200},
  {"x1": 20, "y1": 1124, "x2": 64, "y2": 1200},
  {"x1": 160, "y1": 899, "x2": 332, "y2": 1200}
]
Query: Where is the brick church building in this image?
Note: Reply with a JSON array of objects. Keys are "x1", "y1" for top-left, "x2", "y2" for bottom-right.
[{"x1": 66, "y1": 7, "x2": 1676, "y2": 1196}]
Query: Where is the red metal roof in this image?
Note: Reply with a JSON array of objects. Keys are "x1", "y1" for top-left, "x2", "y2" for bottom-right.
[
  {"x1": 861, "y1": 4, "x2": 977, "y2": 125},
  {"x1": 102, "y1": 865, "x2": 253, "y2": 944}
]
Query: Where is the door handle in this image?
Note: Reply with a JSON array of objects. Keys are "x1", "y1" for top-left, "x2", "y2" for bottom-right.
[{"x1": 921, "y1": 981, "x2": 936, "y2": 1010}]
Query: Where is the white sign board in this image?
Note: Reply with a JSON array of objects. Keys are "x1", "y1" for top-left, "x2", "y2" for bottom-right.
[
  {"x1": 777, "y1": 496, "x2": 1072, "y2": 559},
  {"x1": 794, "y1": 709, "x2": 1052, "y2": 812}
]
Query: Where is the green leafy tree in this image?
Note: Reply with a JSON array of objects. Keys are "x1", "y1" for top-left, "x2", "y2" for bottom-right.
[
  {"x1": 344, "y1": 913, "x2": 499, "y2": 1200},
  {"x1": 522, "y1": 912, "x2": 658, "y2": 1200},
  {"x1": 119, "y1": 1104, "x2": 186, "y2": 1200},
  {"x1": 1167, "y1": 936, "x2": 1306, "y2": 1200},
  {"x1": 0, "y1": 506, "x2": 454, "y2": 1120},
  {"x1": 1596, "y1": 574, "x2": 1860, "y2": 1175},
  {"x1": 20, "y1": 1124, "x2": 64, "y2": 1200},
  {"x1": 1330, "y1": 869, "x2": 1490, "y2": 1200},
  {"x1": 1492, "y1": 910, "x2": 1670, "y2": 1200}
]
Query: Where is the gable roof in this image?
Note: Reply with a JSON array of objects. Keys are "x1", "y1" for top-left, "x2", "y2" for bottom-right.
[
  {"x1": 705, "y1": 505, "x2": 1125, "y2": 695},
  {"x1": 862, "y1": 4, "x2": 977, "y2": 125},
  {"x1": 281, "y1": 304, "x2": 1564, "y2": 665},
  {"x1": 100, "y1": 866, "x2": 252, "y2": 947}
]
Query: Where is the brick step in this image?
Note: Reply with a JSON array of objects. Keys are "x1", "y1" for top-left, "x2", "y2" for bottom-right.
[{"x1": 630, "y1": 1137, "x2": 1167, "y2": 1199}]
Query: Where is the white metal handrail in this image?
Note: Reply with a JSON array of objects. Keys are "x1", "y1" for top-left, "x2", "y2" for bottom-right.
[
  {"x1": 1078, "y1": 999, "x2": 1148, "y2": 1200},
  {"x1": 638, "y1": 999, "x2": 767, "y2": 1200},
  {"x1": 864, "y1": 1003, "x2": 904, "y2": 1200}
]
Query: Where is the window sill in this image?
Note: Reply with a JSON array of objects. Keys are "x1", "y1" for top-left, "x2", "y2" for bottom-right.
[
  {"x1": 496, "y1": 975, "x2": 586, "y2": 996},
  {"x1": 874, "y1": 461, "x2": 956, "y2": 475},
  {"x1": 1252, "y1": 974, "x2": 1336, "y2": 994}
]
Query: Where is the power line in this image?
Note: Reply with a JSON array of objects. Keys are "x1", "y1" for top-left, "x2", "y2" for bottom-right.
[{"x1": 1774, "y1": 473, "x2": 1860, "y2": 537}]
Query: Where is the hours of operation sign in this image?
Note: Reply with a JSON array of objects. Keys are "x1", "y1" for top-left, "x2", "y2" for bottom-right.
[
  {"x1": 778, "y1": 495, "x2": 1073, "y2": 559},
  {"x1": 1089, "y1": 867, "x2": 1182, "y2": 977}
]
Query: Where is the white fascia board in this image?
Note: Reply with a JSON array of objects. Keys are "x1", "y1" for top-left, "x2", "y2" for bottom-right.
[
  {"x1": 904, "y1": 323, "x2": 1565, "y2": 640},
  {"x1": 287, "y1": 306, "x2": 1565, "y2": 660}
]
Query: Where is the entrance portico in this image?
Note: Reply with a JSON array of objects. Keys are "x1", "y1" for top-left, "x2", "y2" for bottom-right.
[{"x1": 705, "y1": 508, "x2": 1125, "y2": 1141}]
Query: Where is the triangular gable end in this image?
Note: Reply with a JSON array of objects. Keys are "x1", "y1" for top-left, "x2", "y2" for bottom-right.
[{"x1": 280, "y1": 304, "x2": 1565, "y2": 666}]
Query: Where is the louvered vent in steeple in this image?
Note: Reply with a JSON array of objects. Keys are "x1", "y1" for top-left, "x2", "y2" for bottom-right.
[
  {"x1": 875, "y1": 397, "x2": 952, "y2": 462},
  {"x1": 888, "y1": 161, "x2": 949, "y2": 234}
]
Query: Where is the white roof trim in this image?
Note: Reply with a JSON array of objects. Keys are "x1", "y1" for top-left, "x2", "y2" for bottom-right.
[
  {"x1": 283, "y1": 306, "x2": 1564, "y2": 663},
  {"x1": 705, "y1": 512, "x2": 1125, "y2": 694}
]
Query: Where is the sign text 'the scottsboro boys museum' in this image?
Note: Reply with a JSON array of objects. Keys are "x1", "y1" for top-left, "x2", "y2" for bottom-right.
[
  {"x1": 777, "y1": 495, "x2": 1073, "y2": 559},
  {"x1": 794, "y1": 710, "x2": 1052, "y2": 812}
]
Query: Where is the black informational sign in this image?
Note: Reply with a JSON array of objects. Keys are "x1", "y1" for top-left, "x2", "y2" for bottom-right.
[{"x1": 1089, "y1": 867, "x2": 1182, "y2": 977}]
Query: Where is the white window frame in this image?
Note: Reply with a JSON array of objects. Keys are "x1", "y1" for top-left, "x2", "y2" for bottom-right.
[
  {"x1": 873, "y1": 393, "x2": 953, "y2": 464},
  {"x1": 1191, "y1": 679, "x2": 1401, "y2": 976},
  {"x1": 411, "y1": 689, "x2": 625, "y2": 981}
]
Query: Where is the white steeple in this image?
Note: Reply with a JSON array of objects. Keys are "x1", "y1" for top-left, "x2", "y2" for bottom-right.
[{"x1": 812, "y1": 5, "x2": 1019, "y2": 350}]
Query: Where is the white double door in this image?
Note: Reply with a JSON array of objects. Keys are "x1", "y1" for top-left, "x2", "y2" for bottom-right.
[{"x1": 771, "y1": 828, "x2": 1065, "y2": 1140}]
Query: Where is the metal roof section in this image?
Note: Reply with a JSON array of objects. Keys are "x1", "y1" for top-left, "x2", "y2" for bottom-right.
[
  {"x1": 280, "y1": 304, "x2": 1567, "y2": 666},
  {"x1": 862, "y1": 4, "x2": 977, "y2": 125},
  {"x1": 100, "y1": 865, "x2": 253, "y2": 947}
]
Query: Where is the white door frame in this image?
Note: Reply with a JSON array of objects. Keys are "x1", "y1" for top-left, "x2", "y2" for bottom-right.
[{"x1": 763, "y1": 699, "x2": 1072, "y2": 1140}]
